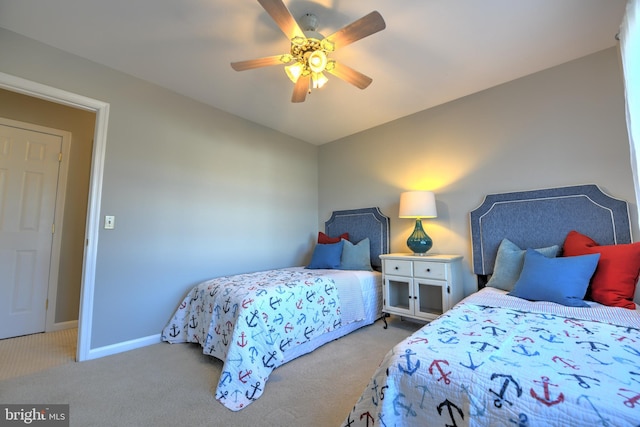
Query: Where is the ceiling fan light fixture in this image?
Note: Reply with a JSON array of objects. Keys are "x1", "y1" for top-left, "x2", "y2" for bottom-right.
[
  {"x1": 320, "y1": 38, "x2": 335, "y2": 52},
  {"x1": 308, "y1": 50, "x2": 327, "y2": 73},
  {"x1": 279, "y1": 53, "x2": 294, "y2": 64},
  {"x1": 312, "y1": 72, "x2": 328, "y2": 89},
  {"x1": 285, "y1": 62, "x2": 304, "y2": 83}
]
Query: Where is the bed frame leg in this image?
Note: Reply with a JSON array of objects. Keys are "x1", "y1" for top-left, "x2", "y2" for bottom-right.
[{"x1": 382, "y1": 313, "x2": 389, "y2": 329}]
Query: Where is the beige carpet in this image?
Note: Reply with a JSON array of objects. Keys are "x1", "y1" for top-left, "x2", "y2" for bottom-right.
[
  {"x1": 0, "y1": 318, "x2": 420, "y2": 427},
  {"x1": 0, "y1": 328, "x2": 77, "y2": 381}
]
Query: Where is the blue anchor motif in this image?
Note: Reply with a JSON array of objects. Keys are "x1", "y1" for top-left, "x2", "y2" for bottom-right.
[
  {"x1": 297, "y1": 313, "x2": 307, "y2": 325},
  {"x1": 272, "y1": 313, "x2": 284, "y2": 325},
  {"x1": 415, "y1": 385, "x2": 431, "y2": 409},
  {"x1": 248, "y1": 346, "x2": 259, "y2": 363},
  {"x1": 578, "y1": 394, "x2": 611, "y2": 426},
  {"x1": 509, "y1": 413, "x2": 529, "y2": 426},
  {"x1": 219, "y1": 371, "x2": 232, "y2": 386},
  {"x1": 370, "y1": 378, "x2": 388, "y2": 406},
  {"x1": 460, "y1": 351, "x2": 484, "y2": 370},
  {"x1": 511, "y1": 344, "x2": 539, "y2": 357},
  {"x1": 623, "y1": 344, "x2": 640, "y2": 357},
  {"x1": 539, "y1": 334, "x2": 563, "y2": 343},
  {"x1": 439, "y1": 336, "x2": 460, "y2": 344},
  {"x1": 460, "y1": 383, "x2": 485, "y2": 416},
  {"x1": 392, "y1": 393, "x2": 417, "y2": 417},
  {"x1": 262, "y1": 350, "x2": 278, "y2": 368},
  {"x1": 489, "y1": 373, "x2": 522, "y2": 408},
  {"x1": 398, "y1": 349, "x2": 420, "y2": 376},
  {"x1": 230, "y1": 389, "x2": 242, "y2": 403},
  {"x1": 245, "y1": 310, "x2": 259, "y2": 328}
]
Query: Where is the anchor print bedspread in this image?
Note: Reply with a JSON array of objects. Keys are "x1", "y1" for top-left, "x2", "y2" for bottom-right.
[
  {"x1": 162, "y1": 268, "x2": 348, "y2": 410},
  {"x1": 342, "y1": 288, "x2": 640, "y2": 427}
]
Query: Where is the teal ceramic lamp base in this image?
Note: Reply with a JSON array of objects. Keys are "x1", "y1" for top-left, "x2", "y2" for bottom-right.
[{"x1": 406, "y1": 218, "x2": 433, "y2": 255}]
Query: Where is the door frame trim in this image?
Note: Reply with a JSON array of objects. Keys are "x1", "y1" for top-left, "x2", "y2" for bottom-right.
[{"x1": 0, "y1": 71, "x2": 109, "y2": 362}]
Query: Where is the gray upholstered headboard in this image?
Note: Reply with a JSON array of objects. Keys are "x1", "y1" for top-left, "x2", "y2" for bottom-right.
[
  {"x1": 325, "y1": 207, "x2": 390, "y2": 271},
  {"x1": 470, "y1": 184, "x2": 632, "y2": 284}
]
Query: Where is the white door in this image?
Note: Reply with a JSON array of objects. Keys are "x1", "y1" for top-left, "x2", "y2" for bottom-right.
[{"x1": 0, "y1": 120, "x2": 64, "y2": 339}]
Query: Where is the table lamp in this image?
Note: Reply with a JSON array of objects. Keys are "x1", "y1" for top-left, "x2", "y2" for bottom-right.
[{"x1": 399, "y1": 191, "x2": 437, "y2": 255}]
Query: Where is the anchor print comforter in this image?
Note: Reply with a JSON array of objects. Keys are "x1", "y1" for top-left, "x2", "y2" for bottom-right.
[
  {"x1": 162, "y1": 268, "x2": 358, "y2": 411},
  {"x1": 342, "y1": 287, "x2": 640, "y2": 427}
]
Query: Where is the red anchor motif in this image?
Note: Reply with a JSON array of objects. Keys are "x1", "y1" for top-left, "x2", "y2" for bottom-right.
[
  {"x1": 619, "y1": 388, "x2": 640, "y2": 408},
  {"x1": 241, "y1": 298, "x2": 254, "y2": 309},
  {"x1": 238, "y1": 369, "x2": 252, "y2": 384},
  {"x1": 284, "y1": 322, "x2": 294, "y2": 333},
  {"x1": 237, "y1": 332, "x2": 247, "y2": 348},
  {"x1": 515, "y1": 336, "x2": 534, "y2": 343},
  {"x1": 564, "y1": 318, "x2": 584, "y2": 327},
  {"x1": 407, "y1": 337, "x2": 429, "y2": 345},
  {"x1": 530, "y1": 376, "x2": 564, "y2": 407},
  {"x1": 429, "y1": 359, "x2": 452, "y2": 384},
  {"x1": 296, "y1": 299, "x2": 304, "y2": 309},
  {"x1": 552, "y1": 355, "x2": 578, "y2": 370},
  {"x1": 613, "y1": 334, "x2": 636, "y2": 343}
]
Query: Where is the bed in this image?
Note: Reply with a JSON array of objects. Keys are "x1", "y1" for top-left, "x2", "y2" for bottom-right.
[
  {"x1": 161, "y1": 207, "x2": 389, "y2": 411},
  {"x1": 340, "y1": 185, "x2": 640, "y2": 427}
]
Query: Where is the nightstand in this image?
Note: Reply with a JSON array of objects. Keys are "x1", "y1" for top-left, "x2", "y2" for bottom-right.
[{"x1": 380, "y1": 253, "x2": 463, "y2": 327}]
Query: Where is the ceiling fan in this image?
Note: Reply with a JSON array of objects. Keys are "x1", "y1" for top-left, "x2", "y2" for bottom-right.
[{"x1": 231, "y1": 0, "x2": 386, "y2": 103}]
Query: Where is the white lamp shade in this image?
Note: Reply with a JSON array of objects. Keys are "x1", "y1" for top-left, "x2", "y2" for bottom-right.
[{"x1": 399, "y1": 191, "x2": 437, "y2": 218}]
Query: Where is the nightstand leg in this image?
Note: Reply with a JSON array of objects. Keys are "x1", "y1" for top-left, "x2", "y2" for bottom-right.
[{"x1": 382, "y1": 313, "x2": 390, "y2": 329}]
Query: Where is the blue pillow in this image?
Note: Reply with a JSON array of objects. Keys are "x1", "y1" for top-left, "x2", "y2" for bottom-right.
[
  {"x1": 339, "y1": 238, "x2": 372, "y2": 271},
  {"x1": 487, "y1": 239, "x2": 559, "y2": 291},
  {"x1": 306, "y1": 241, "x2": 344, "y2": 269},
  {"x1": 509, "y1": 248, "x2": 600, "y2": 307}
]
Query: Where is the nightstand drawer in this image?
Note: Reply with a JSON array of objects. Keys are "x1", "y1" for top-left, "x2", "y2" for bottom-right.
[
  {"x1": 413, "y1": 261, "x2": 447, "y2": 280},
  {"x1": 384, "y1": 259, "x2": 412, "y2": 276}
]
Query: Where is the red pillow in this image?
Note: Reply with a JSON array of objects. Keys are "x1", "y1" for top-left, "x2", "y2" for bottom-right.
[
  {"x1": 318, "y1": 232, "x2": 349, "y2": 244},
  {"x1": 563, "y1": 230, "x2": 640, "y2": 309}
]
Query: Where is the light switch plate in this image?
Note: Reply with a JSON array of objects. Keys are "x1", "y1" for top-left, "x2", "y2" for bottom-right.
[{"x1": 105, "y1": 215, "x2": 115, "y2": 229}]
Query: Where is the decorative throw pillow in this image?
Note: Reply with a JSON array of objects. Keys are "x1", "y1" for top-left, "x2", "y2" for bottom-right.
[
  {"x1": 509, "y1": 249, "x2": 600, "y2": 307},
  {"x1": 339, "y1": 238, "x2": 372, "y2": 271},
  {"x1": 563, "y1": 230, "x2": 640, "y2": 309},
  {"x1": 318, "y1": 231, "x2": 349, "y2": 244},
  {"x1": 306, "y1": 240, "x2": 344, "y2": 269},
  {"x1": 486, "y1": 239, "x2": 560, "y2": 291}
]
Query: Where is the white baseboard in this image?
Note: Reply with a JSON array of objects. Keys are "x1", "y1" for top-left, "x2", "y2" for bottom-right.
[
  {"x1": 84, "y1": 333, "x2": 162, "y2": 361},
  {"x1": 48, "y1": 319, "x2": 78, "y2": 332}
]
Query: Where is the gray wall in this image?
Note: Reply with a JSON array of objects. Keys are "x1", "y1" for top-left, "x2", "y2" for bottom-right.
[
  {"x1": 0, "y1": 28, "x2": 319, "y2": 349},
  {"x1": 0, "y1": 89, "x2": 95, "y2": 324},
  {"x1": 319, "y1": 47, "x2": 637, "y2": 296},
  {"x1": 2, "y1": 26, "x2": 636, "y2": 351}
]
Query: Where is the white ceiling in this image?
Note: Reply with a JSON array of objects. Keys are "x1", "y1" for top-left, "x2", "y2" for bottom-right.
[{"x1": 0, "y1": 0, "x2": 627, "y2": 145}]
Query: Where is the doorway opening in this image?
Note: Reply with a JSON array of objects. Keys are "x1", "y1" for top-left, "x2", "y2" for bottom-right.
[{"x1": 0, "y1": 71, "x2": 109, "y2": 361}]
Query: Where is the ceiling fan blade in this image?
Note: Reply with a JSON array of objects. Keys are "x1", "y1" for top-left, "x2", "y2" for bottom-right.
[
  {"x1": 291, "y1": 75, "x2": 310, "y2": 103},
  {"x1": 322, "y1": 11, "x2": 385, "y2": 51},
  {"x1": 231, "y1": 55, "x2": 291, "y2": 71},
  {"x1": 258, "y1": 0, "x2": 306, "y2": 41},
  {"x1": 326, "y1": 62, "x2": 372, "y2": 90}
]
